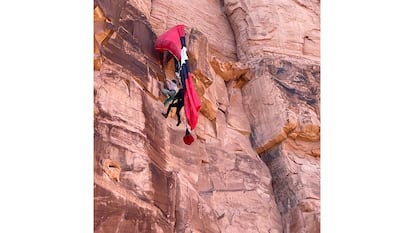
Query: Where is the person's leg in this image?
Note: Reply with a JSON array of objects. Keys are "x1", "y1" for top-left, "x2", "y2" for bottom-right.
[
  {"x1": 162, "y1": 89, "x2": 176, "y2": 105},
  {"x1": 162, "y1": 102, "x2": 173, "y2": 118},
  {"x1": 175, "y1": 104, "x2": 183, "y2": 126},
  {"x1": 161, "y1": 88, "x2": 170, "y2": 97},
  {"x1": 163, "y1": 93, "x2": 176, "y2": 106},
  {"x1": 163, "y1": 97, "x2": 172, "y2": 106},
  {"x1": 162, "y1": 98, "x2": 179, "y2": 117}
]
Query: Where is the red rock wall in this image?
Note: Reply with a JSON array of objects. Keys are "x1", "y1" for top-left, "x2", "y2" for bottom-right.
[{"x1": 94, "y1": 0, "x2": 319, "y2": 232}]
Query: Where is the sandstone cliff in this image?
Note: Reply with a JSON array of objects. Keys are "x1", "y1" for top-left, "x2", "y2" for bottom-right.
[{"x1": 94, "y1": 0, "x2": 320, "y2": 232}]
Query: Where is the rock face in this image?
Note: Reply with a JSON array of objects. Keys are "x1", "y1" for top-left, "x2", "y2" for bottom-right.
[{"x1": 94, "y1": 0, "x2": 320, "y2": 232}]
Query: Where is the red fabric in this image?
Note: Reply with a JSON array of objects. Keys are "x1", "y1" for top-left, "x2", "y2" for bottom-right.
[
  {"x1": 154, "y1": 25, "x2": 185, "y2": 60},
  {"x1": 176, "y1": 25, "x2": 185, "y2": 37},
  {"x1": 184, "y1": 73, "x2": 201, "y2": 130},
  {"x1": 183, "y1": 129, "x2": 195, "y2": 145}
]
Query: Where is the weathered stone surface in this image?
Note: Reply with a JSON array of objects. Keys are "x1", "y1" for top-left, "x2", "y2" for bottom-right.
[
  {"x1": 221, "y1": 1, "x2": 320, "y2": 232},
  {"x1": 210, "y1": 57, "x2": 250, "y2": 82},
  {"x1": 101, "y1": 159, "x2": 121, "y2": 182},
  {"x1": 226, "y1": 83, "x2": 251, "y2": 135},
  {"x1": 261, "y1": 141, "x2": 320, "y2": 233},
  {"x1": 242, "y1": 58, "x2": 320, "y2": 155},
  {"x1": 94, "y1": 175, "x2": 174, "y2": 233},
  {"x1": 234, "y1": 42, "x2": 320, "y2": 233},
  {"x1": 223, "y1": 0, "x2": 320, "y2": 62},
  {"x1": 198, "y1": 126, "x2": 283, "y2": 232},
  {"x1": 94, "y1": 0, "x2": 320, "y2": 232}
]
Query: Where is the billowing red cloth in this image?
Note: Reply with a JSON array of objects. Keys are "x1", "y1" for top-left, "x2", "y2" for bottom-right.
[
  {"x1": 154, "y1": 25, "x2": 185, "y2": 60},
  {"x1": 184, "y1": 73, "x2": 201, "y2": 130}
]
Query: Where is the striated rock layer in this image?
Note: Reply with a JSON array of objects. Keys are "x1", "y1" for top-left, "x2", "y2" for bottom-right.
[{"x1": 94, "y1": 0, "x2": 320, "y2": 232}]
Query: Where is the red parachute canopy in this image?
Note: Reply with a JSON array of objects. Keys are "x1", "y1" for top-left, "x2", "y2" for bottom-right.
[
  {"x1": 184, "y1": 73, "x2": 201, "y2": 130},
  {"x1": 154, "y1": 25, "x2": 185, "y2": 60}
]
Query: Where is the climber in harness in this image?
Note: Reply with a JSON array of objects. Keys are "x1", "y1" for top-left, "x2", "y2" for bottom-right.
[
  {"x1": 155, "y1": 24, "x2": 201, "y2": 145},
  {"x1": 162, "y1": 88, "x2": 184, "y2": 126}
]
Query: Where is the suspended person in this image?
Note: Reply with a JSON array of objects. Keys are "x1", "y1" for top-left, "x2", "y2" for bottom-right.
[{"x1": 162, "y1": 88, "x2": 185, "y2": 126}]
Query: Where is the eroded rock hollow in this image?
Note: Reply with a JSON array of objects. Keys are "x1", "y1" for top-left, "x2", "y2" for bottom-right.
[{"x1": 94, "y1": 0, "x2": 320, "y2": 232}]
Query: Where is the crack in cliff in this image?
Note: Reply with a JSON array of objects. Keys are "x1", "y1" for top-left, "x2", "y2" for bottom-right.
[
  {"x1": 199, "y1": 188, "x2": 256, "y2": 194},
  {"x1": 221, "y1": 0, "x2": 242, "y2": 61},
  {"x1": 114, "y1": 209, "x2": 126, "y2": 233}
]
